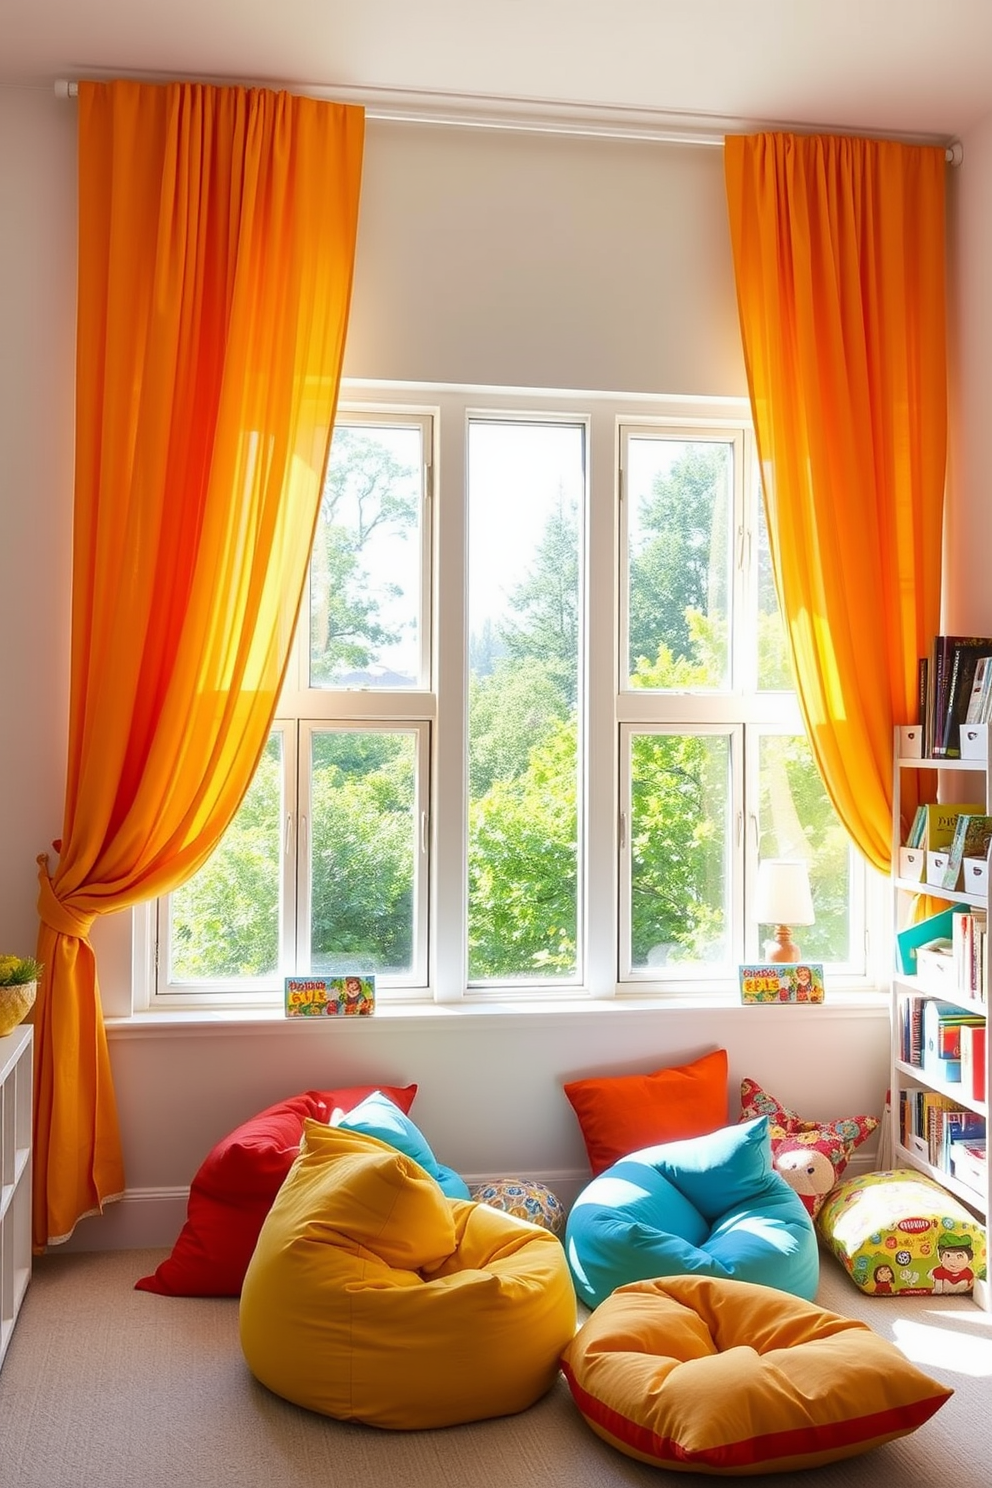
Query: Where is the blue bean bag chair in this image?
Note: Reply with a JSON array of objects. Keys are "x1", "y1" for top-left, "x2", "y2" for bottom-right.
[{"x1": 565, "y1": 1116, "x2": 818, "y2": 1309}]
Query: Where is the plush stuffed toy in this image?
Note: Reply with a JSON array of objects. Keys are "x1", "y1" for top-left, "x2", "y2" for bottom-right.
[
  {"x1": 770, "y1": 1139, "x2": 843, "y2": 1216},
  {"x1": 739, "y1": 1078, "x2": 879, "y2": 1219}
]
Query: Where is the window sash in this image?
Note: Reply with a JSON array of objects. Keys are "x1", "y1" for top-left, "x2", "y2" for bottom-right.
[{"x1": 297, "y1": 720, "x2": 431, "y2": 990}]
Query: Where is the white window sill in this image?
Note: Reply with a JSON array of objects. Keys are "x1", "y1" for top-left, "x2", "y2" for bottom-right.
[{"x1": 105, "y1": 986, "x2": 889, "y2": 1036}]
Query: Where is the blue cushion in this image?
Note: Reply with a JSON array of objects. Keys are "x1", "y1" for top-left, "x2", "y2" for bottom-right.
[
  {"x1": 337, "y1": 1091, "x2": 471, "y2": 1200},
  {"x1": 565, "y1": 1116, "x2": 818, "y2": 1309}
]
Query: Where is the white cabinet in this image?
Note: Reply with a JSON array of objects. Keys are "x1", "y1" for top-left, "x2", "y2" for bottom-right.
[{"x1": 0, "y1": 1022, "x2": 32, "y2": 1369}]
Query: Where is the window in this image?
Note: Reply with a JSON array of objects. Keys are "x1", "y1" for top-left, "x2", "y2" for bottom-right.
[{"x1": 145, "y1": 388, "x2": 873, "y2": 1010}]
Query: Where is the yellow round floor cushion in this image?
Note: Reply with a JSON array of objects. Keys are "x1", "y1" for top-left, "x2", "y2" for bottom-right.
[
  {"x1": 560, "y1": 1275, "x2": 952, "y2": 1475},
  {"x1": 239, "y1": 1119, "x2": 576, "y2": 1429}
]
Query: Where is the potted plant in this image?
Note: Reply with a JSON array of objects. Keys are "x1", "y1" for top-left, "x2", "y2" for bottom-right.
[{"x1": 0, "y1": 953, "x2": 42, "y2": 1037}]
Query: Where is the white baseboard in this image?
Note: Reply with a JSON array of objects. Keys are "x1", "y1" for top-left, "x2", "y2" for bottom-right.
[
  {"x1": 55, "y1": 1189, "x2": 191, "y2": 1252},
  {"x1": 48, "y1": 1151, "x2": 880, "y2": 1253}
]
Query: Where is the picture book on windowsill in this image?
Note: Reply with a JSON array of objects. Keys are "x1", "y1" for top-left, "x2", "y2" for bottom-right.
[
  {"x1": 284, "y1": 974, "x2": 376, "y2": 1017},
  {"x1": 738, "y1": 963, "x2": 824, "y2": 1004}
]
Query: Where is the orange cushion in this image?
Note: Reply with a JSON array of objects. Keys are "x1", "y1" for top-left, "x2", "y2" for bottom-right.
[
  {"x1": 560, "y1": 1275, "x2": 952, "y2": 1475},
  {"x1": 563, "y1": 1049, "x2": 728, "y2": 1175}
]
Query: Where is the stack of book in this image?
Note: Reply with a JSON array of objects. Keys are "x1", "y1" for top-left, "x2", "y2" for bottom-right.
[
  {"x1": 922, "y1": 1000, "x2": 986, "y2": 1083},
  {"x1": 904, "y1": 802, "x2": 986, "y2": 854},
  {"x1": 899, "y1": 1088, "x2": 986, "y2": 1172},
  {"x1": 918, "y1": 635, "x2": 992, "y2": 758}
]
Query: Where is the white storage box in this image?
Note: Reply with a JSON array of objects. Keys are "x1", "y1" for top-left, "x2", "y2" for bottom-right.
[
  {"x1": 898, "y1": 725, "x2": 924, "y2": 758},
  {"x1": 926, "y1": 851, "x2": 951, "y2": 888},
  {"x1": 962, "y1": 856, "x2": 989, "y2": 895},
  {"x1": 916, "y1": 941, "x2": 957, "y2": 997},
  {"x1": 959, "y1": 725, "x2": 989, "y2": 762},
  {"x1": 898, "y1": 846, "x2": 925, "y2": 882}
]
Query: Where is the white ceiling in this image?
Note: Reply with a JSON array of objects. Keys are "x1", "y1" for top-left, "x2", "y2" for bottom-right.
[{"x1": 5, "y1": 0, "x2": 992, "y2": 145}]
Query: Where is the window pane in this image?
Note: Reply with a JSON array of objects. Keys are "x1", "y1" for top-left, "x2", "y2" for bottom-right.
[
  {"x1": 626, "y1": 436, "x2": 733, "y2": 689},
  {"x1": 757, "y1": 733, "x2": 852, "y2": 963},
  {"x1": 755, "y1": 486, "x2": 793, "y2": 690},
  {"x1": 466, "y1": 419, "x2": 584, "y2": 982},
  {"x1": 308, "y1": 728, "x2": 418, "y2": 977},
  {"x1": 168, "y1": 733, "x2": 283, "y2": 981},
  {"x1": 630, "y1": 732, "x2": 730, "y2": 970},
  {"x1": 310, "y1": 423, "x2": 424, "y2": 688}
]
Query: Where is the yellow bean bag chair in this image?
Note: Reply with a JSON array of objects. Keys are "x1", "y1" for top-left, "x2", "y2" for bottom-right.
[
  {"x1": 239, "y1": 1119, "x2": 576, "y2": 1429},
  {"x1": 561, "y1": 1275, "x2": 952, "y2": 1475}
]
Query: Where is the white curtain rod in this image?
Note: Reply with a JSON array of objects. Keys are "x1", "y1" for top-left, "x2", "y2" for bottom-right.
[{"x1": 53, "y1": 79, "x2": 964, "y2": 165}]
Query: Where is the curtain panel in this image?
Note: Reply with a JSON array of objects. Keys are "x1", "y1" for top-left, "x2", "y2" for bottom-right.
[
  {"x1": 33, "y1": 79, "x2": 364, "y2": 1251},
  {"x1": 724, "y1": 132, "x2": 947, "y2": 872}
]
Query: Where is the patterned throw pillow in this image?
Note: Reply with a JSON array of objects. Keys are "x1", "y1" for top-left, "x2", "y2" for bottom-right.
[
  {"x1": 739, "y1": 1077, "x2": 879, "y2": 1219},
  {"x1": 470, "y1": 1179, "x2": 566, "y2": 1235}
]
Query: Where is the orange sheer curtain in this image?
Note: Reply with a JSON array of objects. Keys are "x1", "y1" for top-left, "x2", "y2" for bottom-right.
[
  {"x1": 724, "y1": 133, "x2": 947, "y2": 871},
  {"x1": 32, "y1": 80, "x2": 364, "y2": 1251}
]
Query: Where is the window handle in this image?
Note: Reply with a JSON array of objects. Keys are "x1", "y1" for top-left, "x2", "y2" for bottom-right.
[
  {"x1": 300, "y1": 815, "x2": 308, "y2": 855},
  {"x1": 421, "y1": 810, "x2": 429, "y2": 855},
  {"x1": 619, "y1": 811, "x2": 627, "y2": 850},
  {"x1": 284, "y1": 814, "x2": 293, "y2": 856}
]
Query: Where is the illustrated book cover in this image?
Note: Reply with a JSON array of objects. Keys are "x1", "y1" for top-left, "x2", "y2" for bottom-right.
[
  {"x1": 284, "y1": 974, "x2": 376, "y2": 1017},
  {"x1": 738, "y1": 963, "x2": 824, "y2": 1004}
]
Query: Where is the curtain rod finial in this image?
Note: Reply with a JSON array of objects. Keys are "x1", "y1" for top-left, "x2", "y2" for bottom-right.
[
  {"x1": 54, "y1": 79, "x2": 77, "y2": 100},
  {"x1": 946, "y1": 140, "x2": 964, "y2": 166}
]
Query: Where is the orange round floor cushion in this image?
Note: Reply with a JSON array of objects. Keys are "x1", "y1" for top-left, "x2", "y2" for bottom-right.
[
  {"x1": 239, "y1": 1120, "x2": 577, "y2": 1429},
  {"x1": 560, "y1": 1275, "x2": 951, "y2": 1475}
]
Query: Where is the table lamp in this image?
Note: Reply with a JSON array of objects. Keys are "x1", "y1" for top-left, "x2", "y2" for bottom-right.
[{"x1": 755, "y1": 858, "x2": 815, "y2": 963}]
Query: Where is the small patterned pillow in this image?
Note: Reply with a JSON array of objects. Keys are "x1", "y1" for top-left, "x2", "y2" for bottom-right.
[
  {"x1": 739, "y1": 1078, "x2": 879, "y2": 1218},
  {"x1": 470, "y1": 1178, "x2": 566, "y2": 1236}
]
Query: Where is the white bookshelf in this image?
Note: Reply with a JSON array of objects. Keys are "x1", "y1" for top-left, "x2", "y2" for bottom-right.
[
  {"x1": 0, "y1": 1022, "x2": 33, "y2": 1370},
  {"x1": 891, "y1": 724, "x2": 990, "y2": 1308}
]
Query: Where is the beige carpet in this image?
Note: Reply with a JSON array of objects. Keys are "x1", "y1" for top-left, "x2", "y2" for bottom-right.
[{"x1": 0, "y1": 1245, "x2": 989, "y2": 1488}]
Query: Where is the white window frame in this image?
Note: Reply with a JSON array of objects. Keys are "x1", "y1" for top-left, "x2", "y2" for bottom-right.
[{"x1": 135, "y1": 384, "x2": 881, "y2": 1013}]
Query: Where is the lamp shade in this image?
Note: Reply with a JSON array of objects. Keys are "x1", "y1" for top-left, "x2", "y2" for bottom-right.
[{"x1": 754, "y1": 859, "x2": 815, "y2": 927}]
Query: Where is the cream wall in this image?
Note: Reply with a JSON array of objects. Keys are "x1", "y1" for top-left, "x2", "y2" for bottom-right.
[
  {"x1": 0, "y1": 85, "x2": 894, "y2": 1249},
  {"x1": 945, "y1": 109, "x2": 992, "y2": 632}
]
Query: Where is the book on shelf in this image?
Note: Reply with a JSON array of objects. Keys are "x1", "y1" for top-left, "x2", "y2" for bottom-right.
[
  {"x1": 900, "y1": 995, "x2": 926, "y2": 1066},
  {"x1": 926, "y1": 1098, "x2": 985, "y2": 1169},
  {"x1": 905, "y1": 804, "x2": 928, "y2": 849},
  {"x1": 942, "y1": 813, "x2": 992, "y2": 891},
  {"x1": 964, "y1": 655, "x2": 992, "y2": 726},
  {"x1": 921, "y1": 999, "x2": 984, "y2": 1084},
  {"x1": 942, "y1": 1110, "x2": 987, "y2": 1167},
  {"x1": 917, "y1": 655, "x2": 929, "y2": 729},
  {"x1": 960, "y1": 1021, "x2": 987, "y2": 1102},
  {"x1": 899, "y1": 1089, "x2": 984, "y2": 1167},
  {"x1": 951, "y1": 909, "x2": 987, "y2": 1000},
  {"x1": 910, "y1": 803, "x2": 987, "y2": 855},
  {"x1": 926, "y1": 635, "x2": 992, "y2": 758}
]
